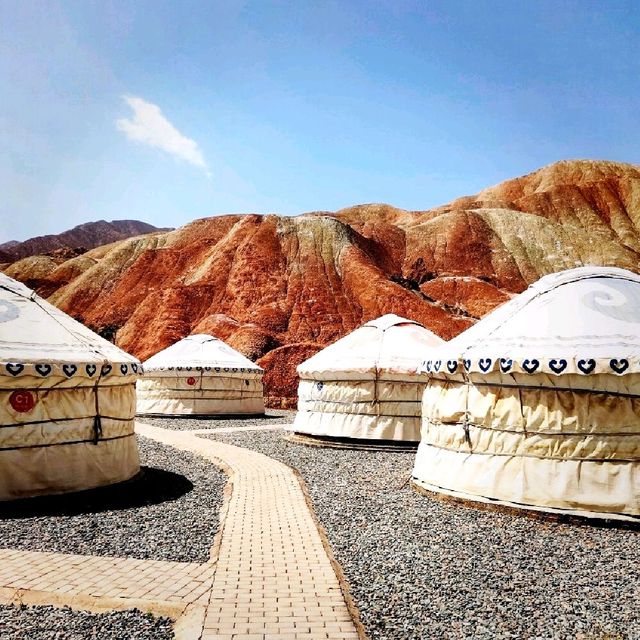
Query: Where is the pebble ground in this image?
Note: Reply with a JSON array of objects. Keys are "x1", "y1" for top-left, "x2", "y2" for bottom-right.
[
  {"x1": 0, "y1": 604, "x2": 174, "y2": 639},
  {"x1": 0, "y1": 436, "x2": 225, "y2": 563},
  {"x1": 207, "y1": 428, "x2": 640, "y2": 640},
  {"x1": 140, "y1": 410, "x2": 291, "y2": 431}
]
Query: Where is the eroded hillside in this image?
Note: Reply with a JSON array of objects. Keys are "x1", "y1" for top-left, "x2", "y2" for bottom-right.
[{"x1": 5, "y1": 159, "x2": 640, "y2": 406}]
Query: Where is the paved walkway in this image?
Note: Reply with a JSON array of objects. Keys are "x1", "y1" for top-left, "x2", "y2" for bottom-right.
[
  {"x1": 137, "y1": 423, "x2": 360, "y2": 640},
  {"x1": 0, "y1": 547, "x2": 214, "y2": 613},
  {"x1": 0, "y1": 422, "x2": 361, "y2": 640}
]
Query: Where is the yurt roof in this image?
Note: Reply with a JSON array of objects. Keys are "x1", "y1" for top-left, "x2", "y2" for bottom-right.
[
  {"x1": 0, "y1": 273, "x2": 140, "y2": 380},
  {"x1": 143, "y1": 334, "x2": 263, "y2": 373},
  {"x1": 421, "y1": 266, "x2": 640, "y2": 377},
  {"x1": 297, "y1": 313, "x2": 444, "y2": 379}
]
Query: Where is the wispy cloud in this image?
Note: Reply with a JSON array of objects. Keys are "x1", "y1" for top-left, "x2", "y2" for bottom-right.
[{"x1": 116, "y1": 96, "x2": 210, "y2": 177}]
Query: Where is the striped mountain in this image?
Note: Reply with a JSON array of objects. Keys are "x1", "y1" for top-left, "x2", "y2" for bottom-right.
[{"x1": 3, "y1": 159, "x2": 640, "y2": 406}]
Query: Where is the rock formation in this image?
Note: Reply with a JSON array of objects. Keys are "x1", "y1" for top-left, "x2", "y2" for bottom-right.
[
  {"x1": 1, "y1": 219, "x2": 170, "y2": 262},
  {"x1": 3, "y1": 159, "x2": 640, "y2": 406}
]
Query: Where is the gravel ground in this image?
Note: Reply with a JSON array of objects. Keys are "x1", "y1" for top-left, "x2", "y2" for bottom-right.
[
  {"x1": 139, "y1": 409, "x2": 293, "y2": 431},
  {"x1": 0, "y1": 604, "x2": 174, "y2": 639},
  {"x1": 206, "y1": 429, "x2": 640, "y2": 640},
  {"x1": 0, "y1": 436, "x2": 225, "y2": 563}
]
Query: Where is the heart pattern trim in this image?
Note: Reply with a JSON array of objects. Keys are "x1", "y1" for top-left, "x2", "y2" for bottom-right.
[
  {"x1": 62, "y1": 364, "x2": 77, "y2": 377},
  {"x1": 0, "y1": 361, "x2": 139, "y2": 378},
  {"x1": 5, "y1": 363, "x2": 24, "y2": 376},
  {"x1": 577, "y1": 359, "x2": 596, "y2": 374},
  {"x1": 610, "y1": 358, "x2": 629, "y2": 374},
  {"x1": 548, "y1": 359, "x2": 567, "y2": 374}
]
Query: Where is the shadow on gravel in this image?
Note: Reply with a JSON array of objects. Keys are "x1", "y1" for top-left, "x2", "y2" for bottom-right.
[{"x1": 0, "y1": 467, "x2": 193, "y2": 519}]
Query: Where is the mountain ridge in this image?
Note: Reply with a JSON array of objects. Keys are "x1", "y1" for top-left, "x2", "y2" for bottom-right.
[
  {"x1": 3, "y1": 159, "x2": 640, "y2": 406},
  {"x1": 1, "y1": 219, "x2": 171, "y2": 262}
]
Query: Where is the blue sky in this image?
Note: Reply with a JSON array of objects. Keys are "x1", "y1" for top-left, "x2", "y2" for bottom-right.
[{"x1": 1, "y1": 0, "x2": 638, "y2": 242}]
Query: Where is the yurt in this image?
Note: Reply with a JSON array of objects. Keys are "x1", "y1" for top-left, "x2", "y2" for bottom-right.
[
  {"x1": 137, "y1": 334, "x2": 265, "y2": 416},
  {"x1": 413, "y1": 266, "x2": 640, "y2": 520},
  {"x1": 290, "y1": 314, "x2": 444, "y2": 442},
  {"x1": 0, "y1": 273, "x2": 141, "y2": 500}
]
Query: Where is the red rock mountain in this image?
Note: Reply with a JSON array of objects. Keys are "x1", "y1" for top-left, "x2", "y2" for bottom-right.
[
  {"x1": 4, "y1": 160, "x2": 640, "y2": 406},
  {"x1": 0, "y1": 241, "x2": 18, "y2": 263},
  {"x1": 1, "y1": 219, "x2": 170, "y2": 262}
]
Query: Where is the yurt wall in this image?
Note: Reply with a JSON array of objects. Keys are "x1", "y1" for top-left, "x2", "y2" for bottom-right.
[
  {"x1": 413, "y1": 267, "x2": 640, "y2": 520},
  {"x1": 137, "y1": 334, "x2": 264, "y2": 416},
  {"x1": 0, "y1": 274, "x2": 141, "y2": 500},
  {"x1": 292, "y1": 314, "x2": 444, "y2": 442}
]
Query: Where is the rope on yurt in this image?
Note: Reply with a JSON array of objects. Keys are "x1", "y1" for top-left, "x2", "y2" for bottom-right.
[
  {"x1": 470, "y1": 380, "x2": 640, "y2": 399},
  {"x1": 92, "y1": 366, "x2": 103, "y2": 444},
  {"x1": 461, "y1": 351, "x2": 472, "y2": 449},
  {"x1": 373, "y1": 323, "x2": 388, "y2": 418},
  {"x1": 0, "y1": 414, "x2": 130, "y2": 430},
  {"x1": 0, "y1": 432, "x2": 133, "y2": 453}
]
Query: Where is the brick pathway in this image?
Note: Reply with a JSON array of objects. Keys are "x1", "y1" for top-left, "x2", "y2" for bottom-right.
[
  {"x1": 136, "y1": 422, "x2": 360, "y2": 640},
  {"x1": 0, "y1": 422, "x2": 361, "y2": 640},
  {"x1": 0, "y1": 548, "x2": 213, "y2": 603}
]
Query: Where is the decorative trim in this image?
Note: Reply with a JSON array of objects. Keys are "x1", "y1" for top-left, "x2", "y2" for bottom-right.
[
  {"x1": 0, "y1": 361, "x2": 141, "y2": 380},
  {"x1": 151, "y1": 365, "x2": 258, "y2": 374},
  {"x1": 420, "y1": 357, "x2": 640, "y2": 376}
]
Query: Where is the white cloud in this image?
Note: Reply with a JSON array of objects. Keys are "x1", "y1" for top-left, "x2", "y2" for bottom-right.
[{"x1": 116, "y1": 96, "x2": 210, "y2": 177}]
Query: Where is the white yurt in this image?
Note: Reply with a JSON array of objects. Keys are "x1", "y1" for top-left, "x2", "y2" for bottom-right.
[
  {"x1": 0, "y1": 273, "x2": 141, "y2": 500},
  {"x1": 413, "y1": 266, "x2": 640, "y2": 520},
  {"x1": 137, "y1": 334, "x2": 265, "y2": 416},
  {"x1": 290, "y1": 314, "x2": 444, "y2": 442}
]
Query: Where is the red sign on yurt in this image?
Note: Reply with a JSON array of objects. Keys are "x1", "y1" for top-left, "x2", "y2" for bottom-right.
[
  {"x1": 186, "y1": 376, "x2": 197, "y2": 386},
  {"x1": 9, "y1": 390, "x2": 35, "y2": 413}
]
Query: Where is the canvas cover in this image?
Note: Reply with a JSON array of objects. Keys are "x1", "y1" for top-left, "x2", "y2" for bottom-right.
[
  {"x1": 413, "y1": 266, "x2": 640, "y2": 519},
  {"x1": 291, "y1": 314, "x2": 444, "y2": 441},
  {"x1": 0, "y1": 273, "x2": 141, "y2": 500},
  {"x1": 137, "y1": 334, "x2": 265, "y2": 415}
]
